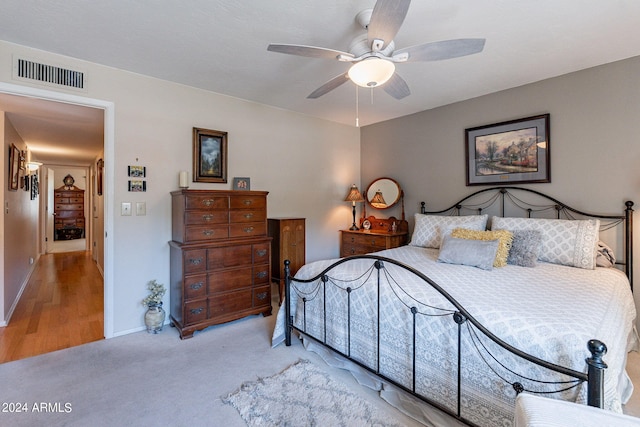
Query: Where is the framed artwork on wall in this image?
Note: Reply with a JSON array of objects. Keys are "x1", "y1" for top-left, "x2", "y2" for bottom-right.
[
  {"x1": 193, "y1": 127, "x2": 227, "y2": 183},
  {"x1": 8, "y1": 144, "x2": 20, "y2": 191},
  {"x1": 128, "y1": 165, "x2": 146, "y2": 177},
  {"x1": 465, "y1": 114, "x2": 550, "y2": 186},
  {"x1": 97, "y1": 159, "x2": 104, "y2": 196}
]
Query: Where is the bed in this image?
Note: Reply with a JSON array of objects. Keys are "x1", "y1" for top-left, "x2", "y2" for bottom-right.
[{"x1": 271, "y1": 187, "x2": 638, "y2": 427}]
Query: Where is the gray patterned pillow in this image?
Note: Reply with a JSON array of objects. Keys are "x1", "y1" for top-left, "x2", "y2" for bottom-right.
[
  {"x1": 507, "y1": 230, "x2": 542, "y2": 267},
  {"x1": 437, "y1": 235, "x2": 499, "y2": 271},
  {"x1": 410, "y1": 213, "x2": 488, "y2": 248},
  {"x1": 491, "y1": 216, "x2": 600, "y2": 269}
]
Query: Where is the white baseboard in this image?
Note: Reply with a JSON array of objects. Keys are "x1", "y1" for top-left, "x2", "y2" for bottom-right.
[{"x1": 3, "y1": 254, "x2": 40, "y2": 325}]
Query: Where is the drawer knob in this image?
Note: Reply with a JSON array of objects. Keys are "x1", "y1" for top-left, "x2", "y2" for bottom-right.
[
  {"x1": 190, "y1": 307, "x2": 204, "y2": 315},
  {"x1": 256, "y1": 271, "x2": 268, "y2": 279},
  {"x1": 256, "y1": 292, "x2": 268, "y2": 300},
  {"x1": 189, "y1": 282, "x2": 203, "y2": 290},
  {"x1": 202, "y1": 214, "x2": 213, "y2": 221},
  {"x1": 243, "y1": 226, "x2": 254, "y2": 233},
  {"x1": 350, "y1": 237, "x2": 355, "y2": 243},
  {"x1": 203, "y1": 230, "x2": 215, "y2": 236},
  {"x1": 189, "y1": 257, "x2": 203, "y2": 265},
  {"x1": 201, "y1": 199, "x2": 215, "y2": 207},
  {"x1": 256, "y1": 249, "x2": 267, "y2": 257},
  {"x1": 242, "y1": 199, "x2": 252, "y2": 205},
  {"x1": 244, "y1": 213, "x2": 254, "y2": 219},
  {"x1": 350, "y1": 248, "x2": 355, "y2": 254}
]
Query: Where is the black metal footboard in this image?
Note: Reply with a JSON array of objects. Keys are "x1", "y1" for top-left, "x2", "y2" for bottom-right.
[{"x1": 283, "y1": 256, "x2": 609, "y2": 427}]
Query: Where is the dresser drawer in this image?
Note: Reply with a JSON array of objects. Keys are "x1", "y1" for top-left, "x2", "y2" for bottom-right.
[
  {"x1": 208, "y1": 268, "x2": 253, "y2": 294},
  {"x1": 253, "y1": 264, "x2": 270, "y2": 285},
  {"x1": 209, "y1": 289, "x2": 253, "y2": 318},
  {"x1": 184, "y1": 274, "x2": 207, "y2": 300},
  {"x1": 185, "y1": 195, "x2": 228, "y2": 210},
  {"x1": 253, "y1": 285, "x2": 271, "y2": 307},
  {"x1": 253, "y1": 243, "x2": 269, "y2": 263},
  {"x1": 184, "y1": 225, "x2": 229, "y2": 242},
  {"x1": 229, "y1": 222, "x2": 266, "y2": 238},
  {"x1": 230, "y1": 195, "x2": 266, "y2": 210},
  {"x1": 230, "y1": 209, "x2": 266, "y2": 223},
  {"x1": 341, "y1": 244, "x2": 378, "y2": 257},
  {"x1": 183, "y1": 249, "x2": 207, "y2": 274},
  {"x1": 55, "y1": 203, "x2": 83, "y2": 211},
  {"x1": 208, "y1": 245, "x2": 252, "y2": 270},
  {"x1": 342, "y1": 233, "x2": 387, "y2": 249},
  {"x1": 184, "y1": 299, "x2": 207, "y2": 324},
  {"x1": 185, "y1": 210, "x2": 228, "y2": 225}
]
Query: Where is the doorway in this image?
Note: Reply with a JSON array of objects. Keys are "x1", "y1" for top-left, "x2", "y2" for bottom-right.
[{"x1": 0, "y1": 81, "x2": 115, "y2": 343}]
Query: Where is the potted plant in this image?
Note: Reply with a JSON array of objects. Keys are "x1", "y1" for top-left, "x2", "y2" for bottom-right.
[{"x1": 142, "y1": 280, "x2": 166, "y2": 333}]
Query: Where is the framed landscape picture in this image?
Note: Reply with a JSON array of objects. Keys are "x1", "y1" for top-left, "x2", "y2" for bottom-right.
[
  {"x1": 465, "y1": 114, "x2": 550, "y2": 186},
  {"x1": 193, "y1": 127, "x2": 227, "y2": 183}
]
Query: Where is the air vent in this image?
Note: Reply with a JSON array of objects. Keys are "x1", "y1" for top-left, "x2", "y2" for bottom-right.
[{"x1": 13, "y1": 56, "x2": 86, "y2": 91}]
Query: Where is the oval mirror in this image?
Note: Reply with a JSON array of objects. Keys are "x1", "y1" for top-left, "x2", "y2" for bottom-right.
[{"x1": 365, "y1": 177, "x2": 402, "y2": 209}]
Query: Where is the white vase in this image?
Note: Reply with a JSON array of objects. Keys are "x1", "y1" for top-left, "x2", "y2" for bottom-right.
[{"x1": 144, "y1": 302, "x2": 166, "y2": 334}]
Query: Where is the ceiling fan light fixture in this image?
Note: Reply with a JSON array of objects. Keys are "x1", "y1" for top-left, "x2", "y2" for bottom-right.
[{"x1": 348, "y1": 58, "x2": 395, "y2": 88}]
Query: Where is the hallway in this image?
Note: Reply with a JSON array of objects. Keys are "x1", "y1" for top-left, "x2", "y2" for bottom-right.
[{"x1": 0, "y1": 251, "x2": 103, "y2": 363}]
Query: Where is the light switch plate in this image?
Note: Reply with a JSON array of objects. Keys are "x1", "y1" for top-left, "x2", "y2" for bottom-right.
[
  {"x1": 121, "y1": 202, "x2": 132, "y2": 216},
  {"x1": 136, "y1": 202, "x2": 146, "y2": 216}
]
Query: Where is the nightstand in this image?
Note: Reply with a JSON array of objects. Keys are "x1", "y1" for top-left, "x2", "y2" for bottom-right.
[{"x1": 339, "y1": 216, "x2": 408, "y2": 257}]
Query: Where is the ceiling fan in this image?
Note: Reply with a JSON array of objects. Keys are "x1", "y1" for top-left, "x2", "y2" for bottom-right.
[{"x1": 267, "y1": 0, "x2": 485, "y2": 100}]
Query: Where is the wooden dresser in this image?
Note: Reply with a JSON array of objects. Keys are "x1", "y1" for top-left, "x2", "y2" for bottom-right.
[
  {"x1": 169, "y1": 190, "x2": 272, "y2": 339},
  {"x1": 54, "y1": 185, "x2": 85, "y2": 240},
  {"x1": 268, "y1": 218, "x2": 305, "y2": 304},
  {"x1": 340, "y1": 216, "x2": 408, "y2": 257}
]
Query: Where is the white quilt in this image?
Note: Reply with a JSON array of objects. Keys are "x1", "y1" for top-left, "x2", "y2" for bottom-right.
[{"x1": 272, "y1": 246, "x2": 638, "y2": 427}]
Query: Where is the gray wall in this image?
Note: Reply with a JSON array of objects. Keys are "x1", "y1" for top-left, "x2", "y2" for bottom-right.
[{"x1": 361, "y1": 55, "x2": 640, "y2": 325}]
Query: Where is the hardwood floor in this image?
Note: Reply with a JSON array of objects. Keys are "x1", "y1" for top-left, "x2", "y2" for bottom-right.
[{"x1": 0, "y1": 250, "x2": 103, "y2": 363}]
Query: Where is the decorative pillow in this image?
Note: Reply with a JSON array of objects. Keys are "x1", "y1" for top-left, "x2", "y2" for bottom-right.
[
  {"x1": 490, "y1": 216, "x2": 600, "y2": 270},
  {"x1": 596, "y1": 241, "x2": 616, "y2": 268},
  {"x1": 450, "y1": 228, "x2": 513, "y2": 267},
  {"x1": 506, "y1": 229, "x2": 542, "y2": 267},
  {"x1": 437, "y1": 235, "x2": 499, "y2": 271},
  {"x1": 410, "y1": 214, "x2": 488, "y2": 249}
]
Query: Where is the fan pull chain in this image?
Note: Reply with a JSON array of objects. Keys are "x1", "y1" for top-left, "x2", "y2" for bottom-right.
[{"x1": 355, "y1": 85, "x2": 359, "y2": 127}]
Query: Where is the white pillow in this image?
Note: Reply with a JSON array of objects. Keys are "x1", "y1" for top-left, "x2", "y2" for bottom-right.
[
  {"x1": 410, "y1": 214, "x2": 488, "y2": 248},
  {"x1": 491, "y1": 216, "x2": 600, "y2": 269}
]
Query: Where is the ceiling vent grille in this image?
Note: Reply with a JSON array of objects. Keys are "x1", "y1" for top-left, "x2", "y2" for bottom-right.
[{"x1": 13, "y1": 57, "x2": 86, "y2": 91}]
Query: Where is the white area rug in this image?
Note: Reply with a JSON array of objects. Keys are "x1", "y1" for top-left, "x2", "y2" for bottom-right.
[{"x1": 222, "y1": 359, "x2": 404, "y2": 427}]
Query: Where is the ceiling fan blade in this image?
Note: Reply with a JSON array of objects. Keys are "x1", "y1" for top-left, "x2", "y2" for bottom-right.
[
  {"x1": 383, "y1": 73, "x2": 410, "y2": 100},
  {"x1": 307, "y1": 73, "x2": 350, "y2": 99},
  {"x1": 267, "y1": 44, "x2": 354, "y2": 60},
  {"x1": 367, "y1": 0, "x2": 411, "y2": 51},
  {"x1": 394, "y1": 38, "x2": 486, "y2": 62}
]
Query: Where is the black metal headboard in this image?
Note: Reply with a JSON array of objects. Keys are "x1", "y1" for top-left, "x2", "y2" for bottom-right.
[{"x1": 420, "y1": 186, "x2": 634, "y2": 290}]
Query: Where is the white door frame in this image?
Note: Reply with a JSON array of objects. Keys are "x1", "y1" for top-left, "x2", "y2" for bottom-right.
[{"x1": 0, "y1": 81, "x2": 115, "y2": 339}]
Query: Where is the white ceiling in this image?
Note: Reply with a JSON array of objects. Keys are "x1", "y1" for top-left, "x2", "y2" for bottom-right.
[{"x1": 1, "y1": 1, "x2": 640, "y2": 165}]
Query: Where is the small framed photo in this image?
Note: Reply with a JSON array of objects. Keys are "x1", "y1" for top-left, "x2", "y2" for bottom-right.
[
  {"x1": 128, "y1": 165, "x2": 146, "y2": 177},
  {"x1": 128, "y1": 180, "x2": 147, "y2": 192},
  {"x1": 465, "y1": 114, "x2": 550, "y2": 186},
  {"x1": 193, "y1": 127, "x2": 227, "y2": 183},
  {"x1": 233, "y1": 177, "x2": 250, "y2": 191},
  {"x1": 8, "y1": 144, "x2": 19, "y2": 191}
]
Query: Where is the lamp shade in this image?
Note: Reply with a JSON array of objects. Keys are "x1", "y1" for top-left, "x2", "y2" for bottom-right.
[
  {"x1": 344, "y1": 184, "x2": 365, "y2": 203},
  {"x1": 348, "y1": 58, "x2": 395, "y2": 88},
  {"x1": 370, "y1": 190, "x2": 387, "y2": 209}
]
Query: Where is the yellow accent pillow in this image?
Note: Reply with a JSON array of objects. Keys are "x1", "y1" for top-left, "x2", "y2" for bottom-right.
[{"x1": 450, "y1": 228, "x2": 513, "y2": 268}]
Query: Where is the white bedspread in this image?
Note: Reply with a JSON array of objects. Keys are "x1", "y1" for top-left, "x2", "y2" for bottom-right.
[{"x1": 272, "y1": 246, "x2": 638, "y2": 427}]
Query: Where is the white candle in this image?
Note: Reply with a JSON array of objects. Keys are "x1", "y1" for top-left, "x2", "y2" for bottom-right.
[{"x1": 179, "y1": 171, "x2": 189, "y2": 188}]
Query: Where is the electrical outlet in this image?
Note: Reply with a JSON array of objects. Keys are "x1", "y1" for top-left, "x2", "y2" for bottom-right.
[{"x1": 121, "y1": 202, "x2": 132, "y2": 216}]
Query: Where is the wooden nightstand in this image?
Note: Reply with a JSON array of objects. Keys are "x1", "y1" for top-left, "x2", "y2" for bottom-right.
[{"x1": 340, "y1": 216, "x2": 408, "y2": 257}]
